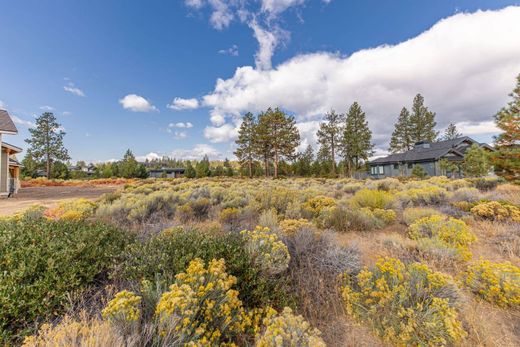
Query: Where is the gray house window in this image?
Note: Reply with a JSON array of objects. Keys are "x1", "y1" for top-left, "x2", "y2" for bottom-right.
[
  {"x1": 393, "y1": 164, "x2": 399, "y2": 169},
  {"x1": 408, "y1": 163, "x2": 413, "y2": 169},
  {"x1": 370, "y1": 166, "x2": 384, "y2": 175}
]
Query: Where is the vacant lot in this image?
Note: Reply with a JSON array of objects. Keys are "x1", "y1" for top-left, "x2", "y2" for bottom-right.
[{"x1": 0, "y1": 185, "x2": 117, "y2": 216}]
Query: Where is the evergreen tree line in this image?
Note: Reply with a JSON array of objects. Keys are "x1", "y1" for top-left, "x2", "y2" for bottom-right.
[{"x1": 20, "y1": 74, "x2": 519, "y2": 181}]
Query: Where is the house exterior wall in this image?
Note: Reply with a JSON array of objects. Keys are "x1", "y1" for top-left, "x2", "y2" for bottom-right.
[
  {"x1": 370, "y1": 160, "x2": 438, "y2": 178},
  {"x1": 0, "y1": 148, "x2": 7, "y2": 193}
]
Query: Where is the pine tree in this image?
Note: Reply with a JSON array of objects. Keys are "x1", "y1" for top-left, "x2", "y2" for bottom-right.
[
  {"x1": 234, "y1": 112, "x2": 256, "y2": 178},
  {"x1": 464, "y1": 144, "x2": 491, "y2": 177},
  {"x1": 253, "y1": 111, "x2": 273, "y2": 177},
  {"x1": 341, "y1": 102, "x2": 374, "y2": 177},
  {"x1": 492, "y1": 74, "x2": 520, "y2": 182},
  {"x1": 441, "y1": 123, "x2": 463, "y2": 141},
  {"x1": 316, "y1": 110, "x2": 344, "y2": 175},
  {"x1": 224, "y1": 158, "x2": 234, "y2": 177},
  {"x1": 294, "y1": 144, "x2": 314, "y2": 176},
  {"x1": 315, "y1": 143, "x2": 332, "y2": 176},
  {"x1": 195, "y1": 155, "x2": 211, "y2": 177},
  {"x1": 25, "y1": 112, "x2": 70, "y2": 178},
  {"x1": 185, "y1": 161, "x2": 196, "y2": 178},
  {"x1": 389, "y1": 107, "x2": 413, "y2": 153},
  {"x1": 255, "y1": 108, "x2": 300, "y2": 178},
  {"x1": 118, "y1": 149, "x2": 140, "y2": 178},
  {"x1": 409, "y1": 94, "x2": 438, "y2": 143}
]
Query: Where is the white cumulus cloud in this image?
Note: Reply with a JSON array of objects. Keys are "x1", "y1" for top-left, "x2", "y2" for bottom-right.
[
  {"x1": 119, "y1": 94, "x2": 158, "y2": 112},
  {"x1": 169, "y1": 122, "x2": 194, "y2": 128},
  {"x1": 198, "y1": 6, "x2": 520, "y2": 147},
  {"x1": 167, "y1": 97, "x2": 199, "y2": 110},
  {"x1": 63, "y1": 82, "x2": 86, "y2": 97},
  {"x1": 204, "y1": 123, "x2": 240, "y2": 143},
  {"x1": 11, "y1": 115, "x2": 36, "y2": 127},
  {"x1": 170, "y1": 143, "x2": 222, "y2": 160}
]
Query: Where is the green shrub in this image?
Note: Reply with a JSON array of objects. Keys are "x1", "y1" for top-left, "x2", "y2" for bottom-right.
[
  {"x1": 322, "y1": 206, "x2": 395, "y2": 232},
  {"x1": 398, "y1": 185, "x2": 449, "y2": 206},
  {"x1": 0, "y1": 218, "x2": 129, "y2": 342},
  {"x1": 117, "y1": 228, "x2": 294, "y2": 310},
  {"x1": 411, "y1": 165, "x2": 428, "y2": 178},
  {"x1": 350, "y1": 189, "x2": 396, "y2": 210},
  {"x1": 342, "y1": 257, "x2": 466, "y2": 346}
]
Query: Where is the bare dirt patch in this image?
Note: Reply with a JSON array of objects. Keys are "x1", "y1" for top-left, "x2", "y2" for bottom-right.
[{"x1": 0, "y1": 185, "x2": 118, "y2": 216}]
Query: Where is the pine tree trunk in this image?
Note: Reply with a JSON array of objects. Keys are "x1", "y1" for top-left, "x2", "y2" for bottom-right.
[
  {"x1": 273, "y1": 151, "x2": 279, "y2": 179},
  {"x1": 248, "y1": 159, "x2": 252, "y2": 178},
  {"x1": 46, "y1": 155, "x2": 51, "y2": 179},
  {"x1": 331, "y1": 138, "x2": 336, "y2": 175},
  {"x1": 264, "y1": 155, "x2": 269, "y2": 178}
]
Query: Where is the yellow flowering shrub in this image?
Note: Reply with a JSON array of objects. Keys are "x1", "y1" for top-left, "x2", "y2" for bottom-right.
[
  {"x1": 408, "y1": 215, "x2": 476, "y2": 261},
  {"x1": 255, "y1": 307, "x2": 326, "y2": 347},
  {"x1": 402, "y1": 207, "x2": 443, "y2": 225},
  {"x1": 372, "y1": 208, "x2": 397, "y2": 225},
  {"x1": 302, "y1": 196, "x2": 336, "y2": 217},
  {"x1": 102, "y1": 290, "x2": 142, "y2": 322},
  {"x1": 470, "y1": 201, "x2": 520, "y2": 222},
  {"x1": 279, "y1": 218, "x2": 313, "y2": 235},
  {"x1": 241, "y1": 227, "x2": 290, "y2": 275},
  {"x1": 219, "y1": 207, "x2": 240, "y2": 225},
  {"x1": 341, "y1": 258, "x2": 466, "y2": 346},
  {"x1": 22, "y1": 316, "x2": 124, "y2": 347},
  {"x1": 463, "y1": 259, "x2": 520, "y2": 308},
  {"x1": 44, "y1": 198, "x2": 97, "y2": 220},
  {"x1": 155, "y1": 258, "x2": 247, "y2": 346},
  {"x1": 398, "y1": 185, "x2": 449, "y2": 206},
  {"x1": 350, "y1": 189, "x2": 396, "y2": 210}
]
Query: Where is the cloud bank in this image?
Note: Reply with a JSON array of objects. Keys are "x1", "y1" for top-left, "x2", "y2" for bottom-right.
[{"x1": 199, "y1": 6, "x2": 520, "y2": 148}]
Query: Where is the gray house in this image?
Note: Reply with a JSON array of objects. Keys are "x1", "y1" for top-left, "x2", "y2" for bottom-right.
[
  {"x1": 369, "y1": 137, "x2": 493, "y2": 178},
  {"x1": 148, "y1": 167, "x2": 185, "y2": 178}
]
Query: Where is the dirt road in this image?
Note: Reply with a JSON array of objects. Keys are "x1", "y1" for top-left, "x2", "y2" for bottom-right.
[{"x1": 0, "y1": 185, "x2": 119, "y2": 216}]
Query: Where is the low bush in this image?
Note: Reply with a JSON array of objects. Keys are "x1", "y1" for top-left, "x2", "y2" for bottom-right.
[
  {"x1": 0, "y1": 217, "x2": 129, "y2": 342},
  {"x1": 302, "y1": 196, "x2": 336, "y2": 218},
  {"x1": 241, "y1": 226, "x2": 290, "y2": 275},
  {"x1": 349, "y1": 189, "x2": 395, "y2": 210},
  {"x1": 408, "y1": 215, "x2": 476, "y2": 261},
  {"x1": 470, "y1": 201, "x2": 520, "y2": 222},
  {"x1": 451, "y1": 187, "x2": 481, "y2": 203},
  {"x1": 21, "y1": 315, "x2": 124, "y2": 347},
  {"x1": 255, "y1": 307, "x2": 326, "y2": 347},
  {"x1": 322, "y1": 206, "x2": 395, "y2": 232},
  {"x1": 463, "y1": 259, "x2": 520, "y2": 308},
  {"x1": 342, "y1": 257, "x2": 466, "y2": 346},
  {"x1": 398, "y1": 185, "x2": 449, "y2": 206},
  {"x1": 117, "y1": 228, "x2": 293, "y2": 310},
  {"x1": 473, "y1": 177, "x2": 501, "y2": 191},
  {"x1": 402, "y1": 207, "x2": 443, "y2": 225},
  {"x1": 44, "y1": 198, "x2": 97, "y2": 220},
  {"x1": 155, "y1": 258, "x2": 248, "y2": 345},
  {"x1": 279, "y1": 218, "x2": 314, "y2": 236}
]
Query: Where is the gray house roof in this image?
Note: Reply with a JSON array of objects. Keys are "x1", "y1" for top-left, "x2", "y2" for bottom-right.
[
  {"x1": 370, "y1": 137, "x2": 489, "y2": 165},
  {"x1": 0, "y1": 110, "x2": 18, "y2": 134}
]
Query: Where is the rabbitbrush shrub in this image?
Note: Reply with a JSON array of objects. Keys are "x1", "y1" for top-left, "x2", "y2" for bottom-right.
[
  {"x1": 342, "y1": 257, "x2": 466, "y2": 346},
  {"x1": 470, "y1": 200, "x2": 520, "y2": 222},
  {"x1": 408, "y1": 215, "x2": 476, "y2": 261},
  {"x1": 0, "y1": 216, "x2": 129, "y2": 342},
  {"x1": 349, "y1": 189, "x2": 396, "y2": 210},
  {"x1": 463, "y1": 259, "x2": 520, "y2": 308}
]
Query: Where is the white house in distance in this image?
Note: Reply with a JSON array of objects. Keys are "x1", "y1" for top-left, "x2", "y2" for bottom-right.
[{"x1": 0, "y1": 109, "x2": 22, "y2": 197}]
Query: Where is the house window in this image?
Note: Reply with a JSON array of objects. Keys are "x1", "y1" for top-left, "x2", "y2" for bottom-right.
[
  {"x1": 393, "y1": 164, "x2": 399, "y2": 170},
  {"x1": 378, "y1": 166, "x2": 384, "y2": 175},
  {"x1": 407, "y1": 163, "x2": 413, "y2": 169}
]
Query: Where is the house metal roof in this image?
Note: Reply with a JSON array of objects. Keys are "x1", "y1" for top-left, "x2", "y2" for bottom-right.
[
  {"x1": 370, "y1": 137, "x2": 486, "y2": 165},
  {"x1": 0, "y1": 110, "x2": 18, "y2": 134}
]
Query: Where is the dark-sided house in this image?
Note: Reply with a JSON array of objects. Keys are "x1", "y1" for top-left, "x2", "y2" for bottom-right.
[
  {"x1": 369, "y1": 137, "x2": 494, "y2": 178},
  {"x1": 148, "y1": 167, "x2": 185, "y2": 178}
]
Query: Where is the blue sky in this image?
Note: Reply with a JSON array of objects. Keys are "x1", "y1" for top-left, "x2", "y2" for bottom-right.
[{"x1": 1, "y1": 0, "x2": 519, "y2": 163}]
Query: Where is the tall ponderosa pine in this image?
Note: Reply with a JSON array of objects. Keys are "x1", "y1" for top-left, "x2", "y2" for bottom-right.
[
  {"x1": 409, "y1": 94, "x2": 438, "y2": 143},
  {"x1": 316, "y1": 110, "x2": 344, "y2": 174},
  {"x1": 25, "y1": 112, "x2": 70, "y2": 178},
  {"x1": 441, "y1": 123, "x2": 463, "y2": 141},
  {"x1": 389, "y1": 107, "x2": 413, "y2": 153},
  {"x1": 341, "y1": 102, "x2": 374, "y2": 177},
  {"x1": 256, "y1": 108, "x2": 300, "y2": 178},
  {"x1": 254, "y1": 111, "x2": 274, "y2": 177},
  {"x1": 492, "y1": 74, "x2": 520, "y2": 182},
  {"x1": 234, "y1": 112, "x2": 256, "y2": 178}
]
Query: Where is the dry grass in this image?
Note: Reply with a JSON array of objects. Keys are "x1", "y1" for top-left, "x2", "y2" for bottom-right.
[{"x1": 469, "y1": 220, "x2": 520, "y2": 266}]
